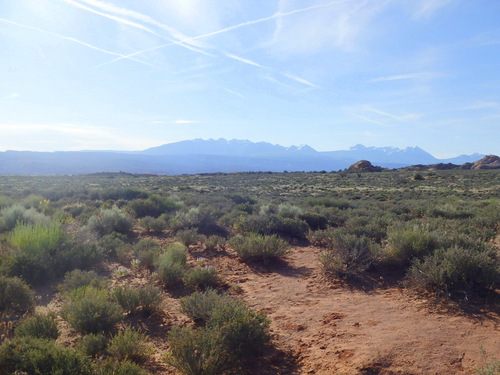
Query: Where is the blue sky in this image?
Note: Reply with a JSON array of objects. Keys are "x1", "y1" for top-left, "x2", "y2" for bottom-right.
[{"x1": 0, "y1": 0, "x2": 499, "y2": 158}]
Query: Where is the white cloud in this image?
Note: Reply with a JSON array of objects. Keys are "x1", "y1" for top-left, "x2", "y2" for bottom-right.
[
  {"x1": 282, "y1": 73, "x2": 320, "y2": 89},
  {"x1": 464, "y1": 102, "x2": 499, "y2": 110},
  {"x1": 9, "y1": 93, "x2": 20, "y2": 99},
  {"x1": 0, "y1": 17, "x2": 153, "y2": 67},
  {"x1": 224, "y1": 53, "x2": 267, "y2": 68},
  {"x1": 270, "y1": 0, "x2": 392, "y2": 54},
  {"x1": 224, "y1": 88, "x2": 245, "y2": 98},
  {"x1": 352, "y1": 114, "x2": 391, "y2": 127},
  {"x1": 174, "y1": 120, "x2": 198, "y2": 124},
  {"x1": 364, "y1": 106, "x2": 420, "y2": 122},
  {"x1": 0, "y1": 123, "x2": 155, "y2": 151},
  {"x1": 370, "y1": 72, "x2": 436, "y2": 82},
  {"x1": 413, "y1": 0, "x2": 455, "y2": 19}
]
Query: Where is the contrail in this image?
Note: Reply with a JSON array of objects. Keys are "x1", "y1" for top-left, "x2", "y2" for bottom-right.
[
  {"x1": 94, "y1": 0, "x2": 344, "y2": 68},
  {"x1": 0, "y1": 17, "x2": 154, "y2": 67}
]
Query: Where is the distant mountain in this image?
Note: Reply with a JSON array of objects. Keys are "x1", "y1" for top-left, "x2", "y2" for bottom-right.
[{"x1": 0, "y1": 139, "x2": 488, "y2": 175}]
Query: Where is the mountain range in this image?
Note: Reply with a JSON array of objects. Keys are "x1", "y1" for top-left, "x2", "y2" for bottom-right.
[{"x1": 0, "y1": 138, "x2": 487, "y2": 175}]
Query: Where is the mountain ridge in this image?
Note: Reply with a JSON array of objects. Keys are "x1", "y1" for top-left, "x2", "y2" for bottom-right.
[{"x1": 0, "y1": 138, "x2": 489, "y2": 175}]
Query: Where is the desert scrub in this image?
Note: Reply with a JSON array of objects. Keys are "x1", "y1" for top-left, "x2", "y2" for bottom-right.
[
  {"x1": 133, "y1": 238, "x2": 162, "y2": 268},
  {"x1": 58, "y1": 269, "x2": 110, "y2": 294},
  {"x1": 0, "y1": 276, "x2": 34, "y2": 315},
  {"x1": 96, "y1": 359, "x2": 149, "y2": 375},
  {"x1": 156, "y1": 243, "x2": 188, "y2": 287},
  {"x1": 406, "y1": 246, "x2": 500, "y2": 295},
  {"x1": 61, "y1": 286, "x2": 123, "y2": 334},
  {"x1": 138, "y1": 215, "x2": 166, "y2": 233},
  {"x1": 207, "y1": 297, "x2": 271, "y2": 359},
  {"x1": 183, "y1": 266, "x2": 219, "y2": 290},
  {"x1": 203, "y1": 235, "x2": 226, "y2": 251},
  {"x1": 229, "y1": 233, "x2": 290, "y2": 264},
  {"x1": 180, "y1": 289, "x2": 231, "y2": 324},
  {"x1": 0, "y1": 337, "x2": 94, "y2": 375},
  {"x1": 176, "y1": 228, "x2": 202, "y2": 246},
  {"x1": 385, "y1": 223, "x2": 438, "y2": 266},
  {"x1": 112, "y1": 285, "x2": 162, "y2": 316},
  {"x1": 107, "y1": 327, "x2": 151, "y2": 363},
  {"x1": 318, "y1": 230, "x2": 380, "y2": 279},
  {"x1": 0, "y1": 204, "x2": 48, "y2": 232},
  {"x1": 84, "y1": 206, "x2": 133, "y2": 236},
  {"x1": 15, "y1": 312, "x2": 59, "y2": 340},
  {"x1": 166, "y1": 326, "x2": 230, "y2": 375},
  {"x1": 77, "y1": 333, "x2": 108, "y2": 357}
]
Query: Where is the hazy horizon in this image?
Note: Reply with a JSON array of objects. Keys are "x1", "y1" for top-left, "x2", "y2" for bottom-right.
[{"x1": 1, "y1": 1, "x2": 500, "y2": 158}]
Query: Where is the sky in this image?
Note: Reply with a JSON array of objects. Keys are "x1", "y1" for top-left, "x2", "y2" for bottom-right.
[{"x1": 0, "y1": 0, "x2": 499, "y2": 158}]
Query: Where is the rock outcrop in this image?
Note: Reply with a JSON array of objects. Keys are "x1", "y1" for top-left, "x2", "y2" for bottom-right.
[
  {"x1": 347, "y1": 160, "x2": 384, "y2": 172},
  {"x1": 470, "y1": 155, "x2": 500, "y2": 170}
]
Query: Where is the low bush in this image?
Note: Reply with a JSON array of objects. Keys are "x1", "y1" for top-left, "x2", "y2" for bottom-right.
[
  {"x1": 138, "y1": 216, "x2": 166, "y2": 233},
  {"x1": 107, "y1": 327, "x2": 150, "y2": 363},
  {"x1": 77, "y1": 333, "x2": 108, "y2": 357},
  {"x1": 0, "y1": 276, "x2": 34, "y2": 315},
  {"x1": 61, "y1": 286, "x2": 123, "y2": 334},
  {"x1": 112, "y1": 285, "x2": 162, "y2": 317},
  {"x1": 229, "y1": 234, "x2": 290, "y2": 264},
  {"x1": 84, "y1": 206, "x2": 133, "y2": 236},
  {"x1": 318, "y1": 230, "x2": 380, "y2": 279},
  {"x1": 0, "y1": 204, "x2": 48, "y2": 233},
  {"x1": 180, "y1": 289, "x2": 230, "y2": 324},
  {"x1": 0, "y1": 337, "x2": 94, "y2": 375},
  {"x1": 96, "y1": 359, "x2": 149, "y2": 375},
  {"x1": 166, "y1": 326, "x2": 229, "y2": 375},
  {"x1": 385, "y1": 224, "x2": 438, "y2": 266},
  {"x1": 298, "y1": 212, "x2": 328, "y2": 230},
  {"x1": 406, "y1": 246, "x2": 500, "y2": 295},
  {"x1": 183, "y1": 267, "x2": 219, "y2": 290},
  {"x1": 58, "y1": 269, "x2": 109, "y2": 294},
  {"x1": 133, "y1": 238, "x2": 162, "y2": 268},
  {"x1": 203, "y1": 235, "x2": 226, "y2": 251},
  {"x1": 176, "y1": 228, "x2": 202, "y2": 246},
  {"x1": 15, "y1": 312, "x2": 59, "y2": 340},
  {"x1": 207, "y1": 298, "x2": 271, "y2": 359},
  {"x1": 157, "y1": 244, "x2": 187, "y2": 287}
]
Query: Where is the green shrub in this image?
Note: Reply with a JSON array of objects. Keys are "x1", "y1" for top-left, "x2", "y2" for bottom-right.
[
  {"x1": 0, "y1": 337, "x2": 94, "y2": 375},
  {"x1": 97, "y1": 359, "x2": 149, "y2": 375},
  {"x1": 318, "y1": 230, "x2": 380, "y2": 279},
  {"x1": 0, "y1": 276, "x2": 34, "y2": 315},
  {"x1": 183, "y1": 267, "x2": 219, "y2": 290},
  {"x1": 15, "y1": 312, "x2": 59, "y2": 340},
  {"x1": 58, "y1": 269, "x2": 109, "y2": 294},
  {"x1": 133, "y1": 238, "x2": 162, "y2": 268},
  {"x1": 385, "y1": 224, "x2": 438, "y2": 266},
  {"x1": 157, "y1": 244, "x2": 187, "y2": 287},
  {"x1": 229, "y1": 234, "x2": 290, "y2": 264},
  {"x1": 277, "y1": 204, "x2": 302, "y2": 218},
  {"x1": 406, "y1": 246, "x2": 500, "y2": 294},
  {"x1": 177, "y1": 228, "x2": 202, "y2": 246},
  {"x1": 108, "y1": 327, "x2": 150, "y2": 363},
  {"x1": 0, "y1": 204, "x2": 48, "y2": 232},
  {"x1": 61, "y1": 286, "x2": 123, "y2": 334},
  {"x1": 298, "y1": 212, "x2": 328, "y2": 230},
  {"x1": 138, "y1": 216, "x2": 166, "y2": 233},
  {"x1": 475, "y1": 346, "x2": 500, "y2": 375},
  {"x1": 166, "y1": 326, "x2": 229, "y2": 375},
  {"x1": 203, "y1": 235, "x2": 226, "y2": 251},
  {"x1": 98, "y1": 233, "x2": 127, "y2": 257},
  {"x1": 4, "y1": 221, "x2": 69, "y2": 284},
  {"x1": 207, "y1": 298, "x2": 271, "y2": 359},
  {"x1": 112, "y1": 285, "x2": 162, "y2": 316},
  {"x1": 77, "y1": 333, "x2": 108, "y2": 357},
  {"x1": 129, "y1": 195, "x2": 181, "y2": 218},
  {"x1": 180, "y1": 289, "x2": 230, "y2": 324},
  {"x1": 84, "y1": 206, "x2": 133, "y2": 236}
]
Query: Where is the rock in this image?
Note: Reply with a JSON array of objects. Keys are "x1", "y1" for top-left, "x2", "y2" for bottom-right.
[
  {"x1": 470, "y1": 155, "x2": 500, "y2": 170},
  {"x1": 347, "y1": 160, "x2": 383, "y2": 172}
]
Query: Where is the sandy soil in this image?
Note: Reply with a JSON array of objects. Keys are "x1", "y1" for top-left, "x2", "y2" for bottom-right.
[
  {"x1": 38, "y1": 242, "x2": 499, "y2": 374},
  {"x1": 218, "y1": 245, "x2": 500, "y2": 375}
]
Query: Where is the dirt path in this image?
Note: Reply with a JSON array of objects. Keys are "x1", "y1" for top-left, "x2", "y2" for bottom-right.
[{"x1": 221, "y1": 246, "x2": 500, "y2": 374}]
